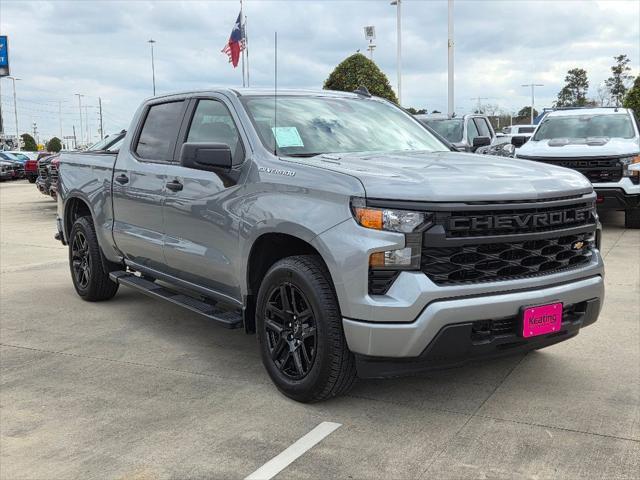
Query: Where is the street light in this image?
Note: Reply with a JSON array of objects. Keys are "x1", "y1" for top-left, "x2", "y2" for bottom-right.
[
  {"x1": 390, "y1": 0, "x2": 402, "y2": 105},
  {"x1": 521, "y1": 83, "x2": 544, "y2": 124},
  {"x1": 6, "y1": 76, "x2": 21, "y2": 150},
  {"x1": 74, "y1": 94, "x2": 84, "y2": 147},
  {"x1": 148, "y1": 39, "x2": 156, "y2": 96}
]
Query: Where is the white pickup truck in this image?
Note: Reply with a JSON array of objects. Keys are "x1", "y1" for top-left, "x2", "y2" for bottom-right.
[{"x1": 516, "y1": 107, "x2": 640, "y2": 228}]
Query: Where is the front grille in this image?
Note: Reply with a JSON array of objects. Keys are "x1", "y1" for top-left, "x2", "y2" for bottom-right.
[
  {"x1": 470, "y1": 301, "x2": 587, "y2": 342},
  {"x1": 49, "y1": 165, "x2": 59, "y2": 183},
  {"x1": 519, "y1": 156, "x2": 622, "y2": 183},
  {"x1": 421, "y1": 232, "x2": 594, "y2": 285},
  {"x1": 38, "y1": 163, "x2": 49, "y2": 179},
  {"x1": 441, "y1": 201, "x2": 595, "y2": 238}
]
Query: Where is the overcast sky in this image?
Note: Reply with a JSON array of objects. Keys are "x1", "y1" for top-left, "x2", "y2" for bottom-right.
[{"x1": 1, "y1": 0, "x2": 639, "y2": 143}]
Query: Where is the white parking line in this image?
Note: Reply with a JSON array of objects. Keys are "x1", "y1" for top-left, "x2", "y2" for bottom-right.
[{"x1": 244, "y1": 421, "x2": 342, "y2": 480}]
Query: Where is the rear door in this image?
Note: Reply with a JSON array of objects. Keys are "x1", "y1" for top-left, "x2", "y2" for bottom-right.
[
  {"x1": 112, "y1": 100, "x2": 187, "y2": 271},
  {"x1": 162, "y1": 96, "x2": 248, "y2": 300}
]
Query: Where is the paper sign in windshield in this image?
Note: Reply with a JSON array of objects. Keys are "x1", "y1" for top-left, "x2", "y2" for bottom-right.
[{"x1": 272, "y1": 127, "x2": 304, "y2": 148}]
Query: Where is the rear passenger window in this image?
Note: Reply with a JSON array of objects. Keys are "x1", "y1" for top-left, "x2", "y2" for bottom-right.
[{"x1": 135, "y1": 101, "x2": 185, "y2": 160}]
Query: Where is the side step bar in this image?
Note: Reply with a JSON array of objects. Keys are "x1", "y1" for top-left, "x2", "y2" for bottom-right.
[{"x1": 109, "y1": 271, "x2": 243, "y2": 329}]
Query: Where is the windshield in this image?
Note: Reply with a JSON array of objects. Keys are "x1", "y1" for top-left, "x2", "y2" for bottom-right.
[
  {"x1": 0, "y1": 152, "x2": 19, "y2": 161},
  {"x1": 533, "y1": 114, "x2": 635, "y2": 140},
  {"x1": 240, "y1": 96, "x2": 447, "y2": 156},
  {"x1": 422, "y1": 119, "x2": 464, "y2": 143}
]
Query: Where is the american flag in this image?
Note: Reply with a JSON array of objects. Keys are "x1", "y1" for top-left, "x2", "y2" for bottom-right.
[{"x1": 221, "y1": 11, "x2": 245, "y2": 68}]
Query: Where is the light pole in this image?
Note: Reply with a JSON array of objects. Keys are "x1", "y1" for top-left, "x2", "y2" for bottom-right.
[
  {"x1": 74, "y1": 94, "x2": 84, "y2": 147},
  {"x1": 390, "y1": 0, "x2": 402, "y2": 105},
  {"x1": 447, "y1": 0, "x2": 455, "y2": 117},
  {"x1": 521, "y1": 83, "x2": 544, "y2": 124},
  {"x1": 7, "y1": 76, "x2": 20, "y2": 150},
  {"x1": 148, "y1": 39, "x2": 156, "y2": 96}
]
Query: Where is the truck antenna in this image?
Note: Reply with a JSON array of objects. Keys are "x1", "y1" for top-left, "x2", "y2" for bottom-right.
[{"x1": 274, "y1": 31, "x2": 278, "y2": 156}]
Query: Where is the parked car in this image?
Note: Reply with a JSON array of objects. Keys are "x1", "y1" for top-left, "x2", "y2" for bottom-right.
[
  {"x1": 501, "y1": 125, "x2": 536, "y2": 143},
  {"x1": 0, "y1": 152, "x2": 25, "y2": 179},
  {"x1": 56, "y1": 89, "x2": 604, "y2": 402},
  {"x1": 35, "y1": 154, "x2": 58, "y2": 197},
  {"x1": 516, "y1": 107, "x2": 640, "y2": 228},
  {"x1": 20, "y1": 152, "x2": 44, "y2": 183},
  {"x1": 0, "y1": 160, "x2": 17, "y2": 181},
  {"x1": 415, "y1": 113, "x2": 496, "y2": 152}
]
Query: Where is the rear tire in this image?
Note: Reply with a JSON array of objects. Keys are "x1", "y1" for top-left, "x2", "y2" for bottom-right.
[
  {"x1": 28, "y1": 177, "x2": 36, "y2": 184},
  {"x1": 256, "y1": 255, "x2": 356, "y2": 402},
  {"x1": 69, "y1": 216, "x2": 119, "y2": 301},
  {"x1": 625, "y1": 209, "x2": 640, "y2": 229}
]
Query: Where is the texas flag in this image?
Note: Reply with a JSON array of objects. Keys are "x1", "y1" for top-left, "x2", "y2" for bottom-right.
[{"x1": 221, "y1": 11, "x2": 245, "y2": 68}]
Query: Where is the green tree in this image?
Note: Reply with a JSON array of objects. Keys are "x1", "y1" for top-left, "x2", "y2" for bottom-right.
[
  {"x1": 21, "y1": 133, "x2": 38, "y2": 152},
  {"x1": 623, "y1": 76, "x2": 640, "y2": 115},
  {"x1": 517, "y1": 106, "x2": 539, "y2": 119},
  {"x1": 605, "y1": 54, "x2": 633, "y2": 107},
  {"x1": 46, "y1": 137, "x2": 62, "y2": 152},
  {"x1": 324, "y1": 53, "x2": 398, "y2": 104},
  {"x1": 555, "y1": 68, "x2": 589, "y2": 107},
  {"x1": 405, "y1": 107, "x2": 427, "y2": 115}
]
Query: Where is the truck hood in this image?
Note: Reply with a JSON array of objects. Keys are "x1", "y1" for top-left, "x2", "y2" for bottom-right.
[
  {"x1": 291, "y1": 151, "x2": 592, "y2": 202},
  {"x1": 517, "y1": 137, "x2": 640, "y2": 158}
]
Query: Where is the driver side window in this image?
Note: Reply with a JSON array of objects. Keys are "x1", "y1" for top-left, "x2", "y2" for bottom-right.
[
  {"x1": 186, "y1": 100, "x2": 244, "y2": 165},
  {"x1": 466, "y1": 118, "x2": 479, "y2": 144}
]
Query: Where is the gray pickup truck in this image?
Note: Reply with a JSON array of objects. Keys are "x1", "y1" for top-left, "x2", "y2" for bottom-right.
[{"x1": 56, "y1": 89, "x2": 604, "y2": 402}]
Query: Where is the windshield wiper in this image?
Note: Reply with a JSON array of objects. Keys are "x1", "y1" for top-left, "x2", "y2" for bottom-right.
[{"x1": 285, "y1": 152, "x2": 325, "y2": 158}]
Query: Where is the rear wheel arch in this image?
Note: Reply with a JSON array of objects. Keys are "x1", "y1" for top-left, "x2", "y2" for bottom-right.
[{"x1": 64, "y1": 196, "x2": 93, "y2": 237}]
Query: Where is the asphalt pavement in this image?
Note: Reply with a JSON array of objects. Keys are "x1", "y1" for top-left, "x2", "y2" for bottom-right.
[{"x1": 1, "y1": 180, "x2": 638, "y2": 479}]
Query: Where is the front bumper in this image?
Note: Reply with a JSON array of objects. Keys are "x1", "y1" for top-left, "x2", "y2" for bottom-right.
[
  {"x1": 355, "y1": 297, "x2": 600, "y2": 378},
  {"x1": 343, "y1": 273, "x2": 603, "y2": 363},
  {"x1": 595, "y1": 188, "x2": 640, "y2": 210},
  {"x1": 35, "y1": 177, "x2": 51, "y2": 195}
]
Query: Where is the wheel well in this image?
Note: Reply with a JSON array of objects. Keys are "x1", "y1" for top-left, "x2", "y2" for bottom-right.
[
  {"x1": 244, "y1": 233, "x2": 327, "y2": 333},
  {"x1": 65, "y1": 197, "x2": 92, "y2": 235}
]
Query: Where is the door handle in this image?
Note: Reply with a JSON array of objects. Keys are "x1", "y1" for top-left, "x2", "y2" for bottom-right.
[
  {"x1": 166, "y1": 180, "x2": 183, "y2": 192},
  {"x1": 115, "y1": 174, "x2": 129, "y2": 185}
]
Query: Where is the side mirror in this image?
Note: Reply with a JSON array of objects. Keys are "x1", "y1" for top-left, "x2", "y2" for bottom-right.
[
  {"x1": 472, "y1": 136, "x2": 491, "y2": 151},
  {"x1": 511, "y1": 135, "x2": 528, "y2": 147},
  {"x1": 180, "y1": 143, "x2": 232, "y2": 171},
  {"x1": 502, "y1": 144, "x2": 516, "y2": 156}
]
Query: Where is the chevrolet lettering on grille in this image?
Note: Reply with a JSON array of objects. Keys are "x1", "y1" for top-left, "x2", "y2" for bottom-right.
[{"x1": 449, "y1": 206, "x2": 593, "y2": 232}]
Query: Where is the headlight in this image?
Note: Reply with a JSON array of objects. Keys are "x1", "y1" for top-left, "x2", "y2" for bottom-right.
[
  {"x1": 350, "y1": 198, "x2": 429, "y2": 271},
  {"x1": 620, "y1": 155, "x2": 640, "y2": 177},
  {"x1": 350, "y1": 198, "x2": 432, "y2": 233}
]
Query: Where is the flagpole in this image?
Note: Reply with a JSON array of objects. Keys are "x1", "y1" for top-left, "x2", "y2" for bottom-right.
[
  {"x1": 240, "y1": 0, "x2": 246, "y2": 87},
  {"x1": 245, "y1": 14, "x2": 250, "y2": 87}
]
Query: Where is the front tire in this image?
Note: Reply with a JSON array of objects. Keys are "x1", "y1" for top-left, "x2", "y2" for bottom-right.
[
  {"x1": 69, "y1": 216, "x2": 119, "y2": 301},
  {"x1": 625, "y1": 209, "x2": 640, "y2": 229},
  {"x1": 256, "y1": 255, "x2": 356, "y2": 402},
  {"x1": 28, "y1": 177, "x2": 36, "y2": 184}
]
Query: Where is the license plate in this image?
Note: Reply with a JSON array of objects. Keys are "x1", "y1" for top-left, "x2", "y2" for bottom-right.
[{"x1": 522, "y1": 302, "x2": 563, "y2": 338}]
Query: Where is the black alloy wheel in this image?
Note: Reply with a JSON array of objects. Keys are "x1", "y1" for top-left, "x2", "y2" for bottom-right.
[
  {"x1": 264, "y1": 282, "x2": 317, "y2": 380},
  {"x1": 71, "y1": 231, "x2": 91, "y2": 289},
  {"x1": 256, "y1": 255, "x2": 356, "y2": 402},
  {"x1": 68, "y1": 216, "x2": 119, "y2": 301}
]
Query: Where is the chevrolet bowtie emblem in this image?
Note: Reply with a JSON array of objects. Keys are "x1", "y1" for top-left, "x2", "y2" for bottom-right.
[{"x1": 571, "y1": 241, "x2": 585, "y2": 250}]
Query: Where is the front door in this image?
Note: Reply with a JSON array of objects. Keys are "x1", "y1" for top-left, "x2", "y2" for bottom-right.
[
  {"x1": 162, "y1": 97, "x2": 247, "y2": 300},
  {"x1": 112, "y1": 100, "x2": 187, "y2": 271}
]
